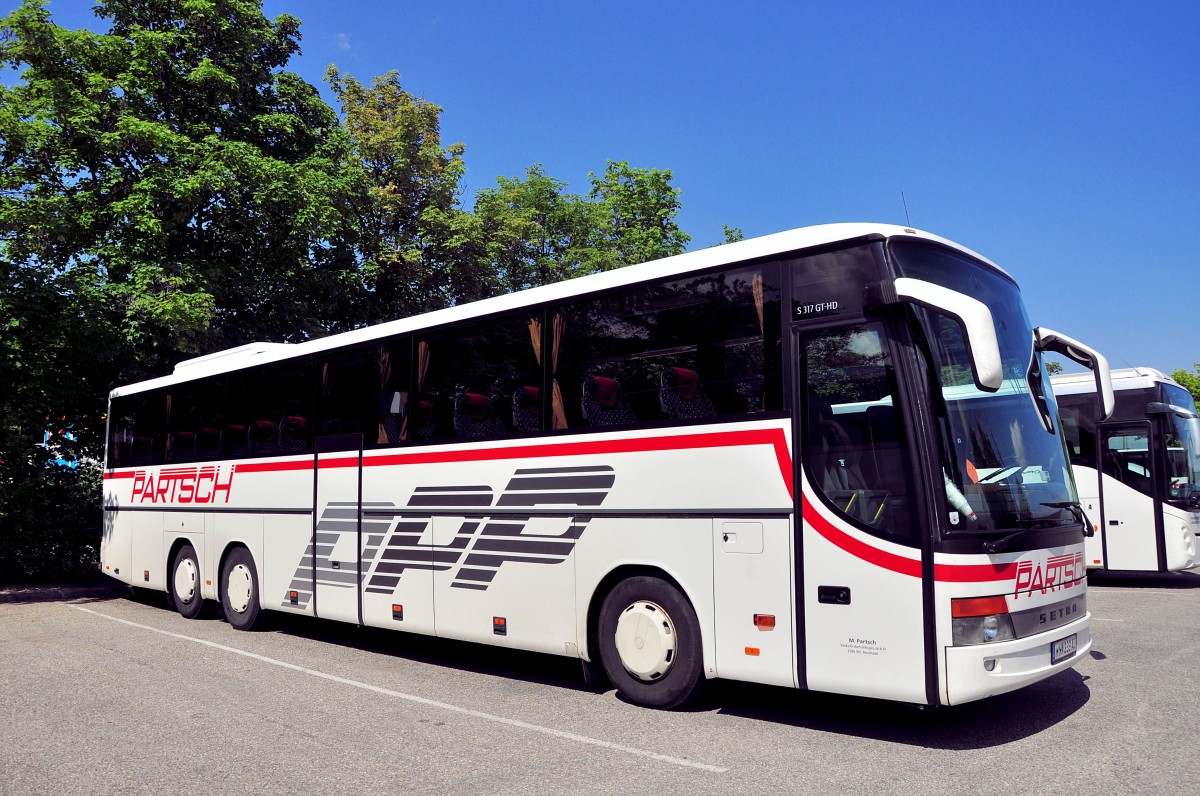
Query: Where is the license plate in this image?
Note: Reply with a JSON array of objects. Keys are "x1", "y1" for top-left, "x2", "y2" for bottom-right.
[{"x1": 1051, "y1": 633, "x2": 1078, "y2": 664}]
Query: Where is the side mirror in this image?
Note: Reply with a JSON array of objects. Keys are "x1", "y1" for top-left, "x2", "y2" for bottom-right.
[
  {"x1": 1146, "y1": 401, "x2": 1200, "y2": 420},
  {"x1": 867, "y1": 278, "x2": 1003, "y2": 392},
  {"x1": 1035, "y1": 327, "x2": 1114, "y2": 420}
]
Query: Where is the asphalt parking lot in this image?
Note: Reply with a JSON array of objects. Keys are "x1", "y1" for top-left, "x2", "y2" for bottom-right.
[{"x1": 1, "y1": 570, "x2": 1197, "y2": 795}]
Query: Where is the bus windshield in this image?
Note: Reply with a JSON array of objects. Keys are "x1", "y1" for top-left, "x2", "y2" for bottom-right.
[
  {"x1": 889, "y1": 240, "x2": 1078, "y2": 540},
  {"x1": 1163, "y1": 384, "x2": 1200, "y2": 510}
]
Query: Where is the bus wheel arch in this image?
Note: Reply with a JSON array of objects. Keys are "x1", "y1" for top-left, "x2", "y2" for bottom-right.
[
  {"x1": 219, "y1": 544, "x2": 262, "y2": 631},
  {"x1": 589, "y1": 567, "x2": 708, "y2": 710},
  {"x1": 168, "y1": 540, "x2": 204, "y2": 619}
]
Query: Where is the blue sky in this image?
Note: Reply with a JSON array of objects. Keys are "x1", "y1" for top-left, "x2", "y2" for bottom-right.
[{"x1": 19, "y1": 1, "x2": 1200, "y2": 376}]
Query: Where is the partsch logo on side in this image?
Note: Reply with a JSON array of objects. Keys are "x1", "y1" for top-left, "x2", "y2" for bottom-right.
[
  {"x1": 130, "y1": 465, "x2": 235, "y2": 504},
  {"x1": 1012, "y1": 552, "x2": 1084, "y2": 600}
]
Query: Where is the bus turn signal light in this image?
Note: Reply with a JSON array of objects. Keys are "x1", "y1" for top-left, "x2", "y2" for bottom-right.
[
  {"x1": 951, "y1": 596, "x2": 1009, "y2": 618},
  {"x1": 392, "y1": 604, "x2": 403, "y2": 620},
  {"x1": 753, "y1": 614, "x2": 775, "y2": 630},
  {"x1": 745, "y1": 647, "x2": 760, "y2": 656},
  {"x1": 493, "y1": 616, "x2": 507, "y2": 636}
]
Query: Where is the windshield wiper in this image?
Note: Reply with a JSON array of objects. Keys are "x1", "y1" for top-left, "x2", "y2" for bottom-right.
[
  {"x1": 1042, "y1": 500, "x2": 1094, "y2": 537},
  {"x1": 982, "y1": 501, "x2": 1091, "y2": 553}
]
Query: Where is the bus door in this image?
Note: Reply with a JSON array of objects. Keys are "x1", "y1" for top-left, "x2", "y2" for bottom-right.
[
  {"x1": 312, "y1": 434, "x2": 364, "y2": 624},
  {"x1": 794, "y1": 322, "x2": 929, "y2": 703},
  {"x1": 1098, "y1": 422, "x2": 1162, "y2": 570}
]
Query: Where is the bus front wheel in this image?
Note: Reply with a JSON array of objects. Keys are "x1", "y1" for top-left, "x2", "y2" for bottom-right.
[
  {"x1": 597, "y1": 576, "x2": 706, "y2": 710},
  {"x1": 221, "y1": 547, "x2": 261, "y2": 631},
  {"x1": 170, "y1": 544, "x2": 204, "y2": 620}
]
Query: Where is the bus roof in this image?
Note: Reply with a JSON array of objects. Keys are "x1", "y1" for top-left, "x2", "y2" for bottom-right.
[
  {"x1": 110, "y1": 223, "x2": 1004, "y2": 398},
  {"x1": 1051, "y1": 366, "x2": 1177, "y2": 395}
]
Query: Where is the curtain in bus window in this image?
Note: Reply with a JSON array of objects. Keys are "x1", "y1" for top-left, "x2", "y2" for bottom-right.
[
  {"x1": 377, "y1": 348, "x2": 389, "y2": 443},
  {"x1": 753, "y1": 273, "x2": 764, "y2": 332},
  {"x1": 402, "y1": 341, "x2": 431, "y2": 441},
  {"x1": 551, "y1": 312, "x2": 567, "y2": 429}
]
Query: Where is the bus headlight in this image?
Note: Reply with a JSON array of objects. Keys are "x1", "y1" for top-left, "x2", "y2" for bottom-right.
[{"x1": 951, "y1": 596, "x2": 1016, "y2": 645}]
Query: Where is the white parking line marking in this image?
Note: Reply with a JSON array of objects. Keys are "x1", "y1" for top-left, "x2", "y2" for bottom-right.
[{"x1": 69, "y1": 605, "x2": 728, "y2": 774}]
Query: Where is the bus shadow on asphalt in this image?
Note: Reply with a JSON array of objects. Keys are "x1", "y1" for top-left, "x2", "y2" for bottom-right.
[
  {"x1": 1089, "y1": 570, "x2": 1200, "y2": 589},
  {"x1": 707, "y1": 670, "x2": 1091, "y2": 748}
]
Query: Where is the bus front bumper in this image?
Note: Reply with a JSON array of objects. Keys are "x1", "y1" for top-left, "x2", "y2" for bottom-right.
[{"x1": 943, "y1": 612, "x2": 1092, "y2": 705}]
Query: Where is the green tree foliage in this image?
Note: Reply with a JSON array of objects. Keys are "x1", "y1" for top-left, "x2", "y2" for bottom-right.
[
  {"x1": 0, "y1": 2, "x2": 699, "y2": 582},
  {"x1": 474, "y1": 164, "x2": 614, "y2": 293},
  {"x1": 0, "y1": 0, "x2": 355, "y2": 581},
  {"x1": 475, "y1": 161, "x2": 690, "y2": 292},
  {"x1": 588, "y1": 160, "x2": 690, "y2": 265},
  {"x1": 326, "y1": 67, "x2": 485, "y2": 323},
  {"x1": 1171, "y1": 364, "x2": 1200, "y2": 403}
]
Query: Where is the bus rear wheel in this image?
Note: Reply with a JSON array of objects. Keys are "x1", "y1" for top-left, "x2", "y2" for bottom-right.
[
  {"x1": 597, "y1": 576, "x2": 706, "y2": 710},
  {"x1": 221, "y1": 547, "x2": 261, "y2": 631},
  {"x1": 170, "y1": 544, "x2": 204, "y2": 620}
]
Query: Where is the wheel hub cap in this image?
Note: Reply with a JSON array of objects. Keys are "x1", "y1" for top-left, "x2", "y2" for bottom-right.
[
  {"x1": 613, "y1": 600, "x2": 676, "y2": 681},
  {"x1": 173, "y1": 559, "x2": 197, "y2": 603},
  {"x1": 226, "y1": 564, "x2": 253, "y2": 613}
]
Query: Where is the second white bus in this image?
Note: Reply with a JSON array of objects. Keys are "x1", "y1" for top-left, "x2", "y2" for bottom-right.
[{"x1": 1054, "y1": 367, "x2": 1200, "y2": 572}]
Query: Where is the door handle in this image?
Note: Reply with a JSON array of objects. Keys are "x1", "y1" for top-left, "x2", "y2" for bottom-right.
[{"x1": 818, "y1": 585, "x2": 851, "y2": 605}]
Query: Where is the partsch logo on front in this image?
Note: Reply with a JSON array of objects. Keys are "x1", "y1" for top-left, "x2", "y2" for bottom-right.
[{"x1": 1013, "y1": 552, "x2": 1084, "y2": 599}]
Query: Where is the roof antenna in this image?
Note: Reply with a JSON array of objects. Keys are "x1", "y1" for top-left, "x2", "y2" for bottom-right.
[{"x1": 901, "y1": 191, "x2": 912, "y2": 227}]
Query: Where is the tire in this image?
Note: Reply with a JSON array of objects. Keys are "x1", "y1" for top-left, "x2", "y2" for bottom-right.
[
  {"x1": 170, "y1": 544, "x2": 204, "y2": 620},
  {"x1": 597, "y1": 576, "x2": 707, "y2": 710},
  {"x1": 220, "y1": 547, "x2": 261, "y2": 631}
]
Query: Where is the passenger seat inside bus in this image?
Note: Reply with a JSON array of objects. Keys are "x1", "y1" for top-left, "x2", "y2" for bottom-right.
[
  {"x1": 279, "y1": 415, "x2": 308, "y2": 453},
  {"x1": 195, "y1": 427, "x2": 221, "y2": 461},
  {"x1": 659, "y1": 367, "x2": 716, "y2": 420},
  {"x1": 167, "y1": 430, "x2": 196, "y2": 462},
  {"x1": 247, "y1": 420, "x2": 279, "y2": 457},
  {"x1": 808, "y1": 396, "x2": 869, "y2": 501},
  {"x1": 378, "y1": 391, "x2": 405, "y2": 444},
  {"x1": 453, "y1": 392, "x2": 508, "y2": 438},
  {"x1": 512, "y1": 385, "x2": 542, "y2": 432},
  {"x1": 582, "y1": 376, "x2": 637, "y2": 426}
]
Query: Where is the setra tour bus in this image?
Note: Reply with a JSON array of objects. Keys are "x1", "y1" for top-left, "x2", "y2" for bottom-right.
[
  {"x1": 101, "y1": 223, "x2": 1113, "y2": 709},
  {"x1": 1053, "y1": 367, "x2": 1200, "y2": 572}
]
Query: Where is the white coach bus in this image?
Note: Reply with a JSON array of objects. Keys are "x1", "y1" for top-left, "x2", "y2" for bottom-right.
[
  {"x1": 102, "y1": 223, "x2": 1112, "y2": 709},
  {"x1": 1053, "y1": 367, "x2": 1200, "y2": 572}
]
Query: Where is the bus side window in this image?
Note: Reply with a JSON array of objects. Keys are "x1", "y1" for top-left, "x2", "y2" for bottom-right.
[
  {"x1": 554, "y1": 262, "x2": 782, "y2": 431},
  {"x1": 800, "y1": 324, "x2": 917, "y2": 542}
]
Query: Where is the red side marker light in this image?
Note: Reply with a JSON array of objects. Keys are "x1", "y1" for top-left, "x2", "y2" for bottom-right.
[
  {"x1": 289, "y1": 590, "x2": 299, "y2": 605},
  {"x1": 745, "y1": 647, "x2": 760, "y2": 656},
  {"x1": 493, "y1": 616, "x2": 507, "y2": 636},
  {"x1": 143, "y1": 570, "x2": 150, "y2": 582},
  {"x1": 753, "y1": 614, "x2": 775, "y2": 630},
  {"x1": 392, "y1": 604, "x2": 404, "y2": 621}
]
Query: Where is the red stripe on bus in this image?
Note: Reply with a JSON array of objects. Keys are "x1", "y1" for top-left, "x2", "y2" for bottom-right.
[
  {"x1": 802, "y1": 493, "x2": 922, "y2": 577},
  {"x1": 234, "y1": 460, "x2": 312, "y2": 473},
  {"x1": 362, "y1": 429, "x2": 795, "y2": 497},
  {"x1": 802, "y1": 493, "x2": 1019, "y2": 583},
  {"x1": 102, "y1": 471, "x2": 136, "y2": 480},
  {"x1": 102, "y1": 429, "x2": 795, "y2": 496},
  {"x1": 933, "y1": 560, "x2": 1019, "y2": 582}
]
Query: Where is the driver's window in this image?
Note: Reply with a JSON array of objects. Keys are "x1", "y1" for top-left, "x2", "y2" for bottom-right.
[{"x1": 800, "y1": 324, "x2": 918, "y2": 542}]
